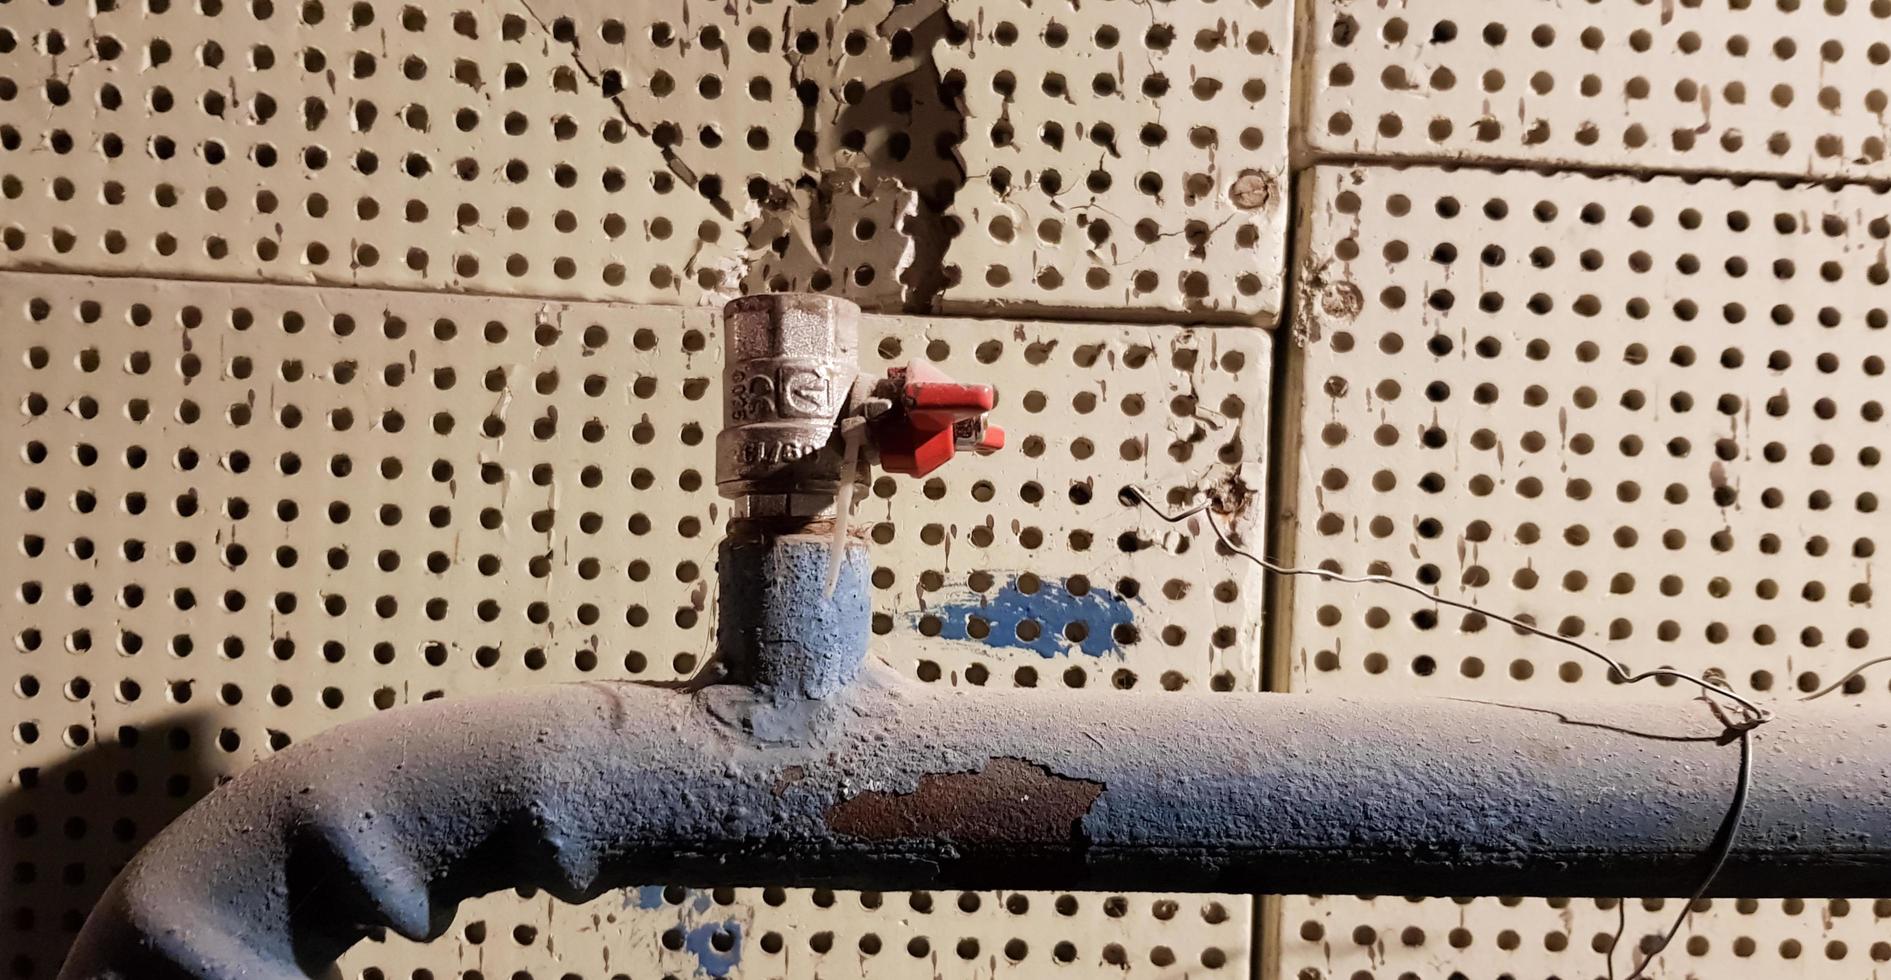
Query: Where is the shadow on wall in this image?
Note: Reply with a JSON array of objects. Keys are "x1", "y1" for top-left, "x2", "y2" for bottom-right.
[
  {"x1": 741, "y1": 0, "x2": 969, "y2": 310},
  {"x1": 4, "y1": 709, "x2": 230, "y2": 979},
  {"x1": 832, "y1": 1, "x2": 968, "y2": 309}
]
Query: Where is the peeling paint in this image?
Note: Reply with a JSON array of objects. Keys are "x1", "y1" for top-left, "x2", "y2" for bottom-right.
[
  {"x1": 741, "y1": 168, "x2": 920, "y2": 307},
  {"x1": 825, "y1": 757, "x2": 1103, "y2": 846},
  {"x1": 680, "y1": 919, "x2": 743, "y2": 977},
  {"x1": 772, "y1": 764, "x2": 808, "y2": 796}
]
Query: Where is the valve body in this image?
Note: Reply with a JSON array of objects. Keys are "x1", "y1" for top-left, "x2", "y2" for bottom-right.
[
  {"x1": 715, "y1": 293, "x2": 863, "y2": 520},
  {"x1": 711, "y1": 293, "x2": 1001, "y2": 701},
  {"x1": 714, "y1": 294, "x2": 871, "y2": 699}
]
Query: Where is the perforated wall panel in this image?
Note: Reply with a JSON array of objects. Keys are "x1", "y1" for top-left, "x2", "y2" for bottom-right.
[
  {"x1": 15, "y1": 0, "x2": 1888, "y2": 976},
  {"x1": 0, "y1": 271, "x2": 1263, "y2": 977},
  {"x1": 0, "y1": 0, "x2": 949, "y2": 305},
  {"x1": 1272, "y1": 163, "x2": 1891, "y2": 979},
  {"x1": 353, "y1": 886, "x2": 1248, "y2": 979},
  {"x1": 938, "y1": 0, "x2": 1290, "y2": 323},
  {"x1": 0, "y1": 0, "x2": 1291, "y2": 321},
  {"x1": 1301, "y1": 0, "x2": 1891, "y2": 181}
]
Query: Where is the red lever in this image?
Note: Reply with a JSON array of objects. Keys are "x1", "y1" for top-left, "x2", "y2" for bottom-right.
[{"x1": 871, "y1": 361, "x2": 1003, "y2": 477}]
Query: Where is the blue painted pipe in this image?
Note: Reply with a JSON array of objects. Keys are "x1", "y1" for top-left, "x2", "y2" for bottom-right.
[
  {"x1": 715, "y1": 525, "x2": 869, "y2": 701},
  {"x1": 57, "y1": 671, "x2": 1891, "y2": 979}
]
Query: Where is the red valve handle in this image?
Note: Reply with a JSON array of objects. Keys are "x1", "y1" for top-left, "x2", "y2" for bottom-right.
[{"x1": 871, "y1": 361, "x2": 1005, "y2": 477}]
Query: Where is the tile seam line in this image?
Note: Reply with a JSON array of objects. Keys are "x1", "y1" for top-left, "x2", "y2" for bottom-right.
[
  {"x1": 0, "y1": 266, "x2": 1284, "y2": 330},
  {"x1": 1260, "y1": 0, "x2": 1320, "y2": 965},
  {"x1": 1250, "y1": 161, "x2": 1317, "y2": 980},
  {"x1": 1303, "y1": 148, "x2": 1891, "y2": 191}
]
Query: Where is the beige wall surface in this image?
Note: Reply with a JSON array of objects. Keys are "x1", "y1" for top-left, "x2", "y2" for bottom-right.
[{"x1": 6, "y1": 0, "x2": 1889, "y2": 978}]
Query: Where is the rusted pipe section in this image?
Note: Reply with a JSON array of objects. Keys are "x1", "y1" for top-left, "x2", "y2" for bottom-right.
[{"x1": 58, "y1": 672, "x2": 1891, "y2": 979}]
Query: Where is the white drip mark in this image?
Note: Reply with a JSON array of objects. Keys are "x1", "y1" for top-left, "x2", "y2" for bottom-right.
[{"x1": 824, "y1": 422, "x2": 865, "y2": 599}]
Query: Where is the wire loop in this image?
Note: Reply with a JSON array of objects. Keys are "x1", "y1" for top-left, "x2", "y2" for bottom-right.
[{"x1": 1120, "y1": 486, "x2": 1780, "y2": 980}]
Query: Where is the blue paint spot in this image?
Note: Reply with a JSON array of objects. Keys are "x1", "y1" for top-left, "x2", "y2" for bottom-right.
[
  {"x1": 691, "y1": 892, "x2": 713, "y2": 913},
  {"x1": 923, "y1": 576, "x2": 1138, "y2": 658},
  {"x1": 630, "y1": 885, "x2": 668, "y2": 910},
  {"x1": 682, "y1": 919, "x2": 743, "y2": 976}
]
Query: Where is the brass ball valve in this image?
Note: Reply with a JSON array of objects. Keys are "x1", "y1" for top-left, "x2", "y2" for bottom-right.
[
  {"x1": 715, "y1": 293, "x2": 1003, "y2": 517},
  {"x1": 713, "y1": 294, "x2": 1002, "y2": 701}
]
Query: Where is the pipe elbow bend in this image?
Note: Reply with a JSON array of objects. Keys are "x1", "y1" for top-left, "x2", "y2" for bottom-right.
[{"x1": 59, "y1": 681, "x2": 786, "y2": 980}]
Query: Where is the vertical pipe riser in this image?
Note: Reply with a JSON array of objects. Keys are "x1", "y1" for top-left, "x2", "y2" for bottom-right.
[{"x1": 716, "y1": 531, "x2": 871, "y2": 700}]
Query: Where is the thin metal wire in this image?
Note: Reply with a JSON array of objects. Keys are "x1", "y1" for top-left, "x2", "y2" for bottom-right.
[
  {"x1": 1122, "y1": 487, "x2": 1776, "y2": 980},
  {"x1": 1605, "y1": 727, "x2": 1753, "y2": 980},
  {"x1": 1121, "y1": 488, "x2": 1772, "y2": 728},
  {"x1": 1798, "y1": 654, "x2": 1891, "y2": 702},
  {"x1": 1131, "y1": 486, "x2": 1891, "y2": 977}
]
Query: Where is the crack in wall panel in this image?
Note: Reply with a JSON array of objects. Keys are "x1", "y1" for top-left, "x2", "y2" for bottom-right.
[
  {"x1": 742, "y1": 168, "x2": 918, "y2": 308},
  {"x1": 0, "y1": 0, "x2": 963, "y2": 310},
  {"x1": 0, "y1": 0, "x2": 1293, "y2": 320}
]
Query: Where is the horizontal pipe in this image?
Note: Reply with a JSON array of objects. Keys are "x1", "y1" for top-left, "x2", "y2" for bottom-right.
[{"x1": 61, "y1": 669, "x2": 1891, "y2": 979}]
